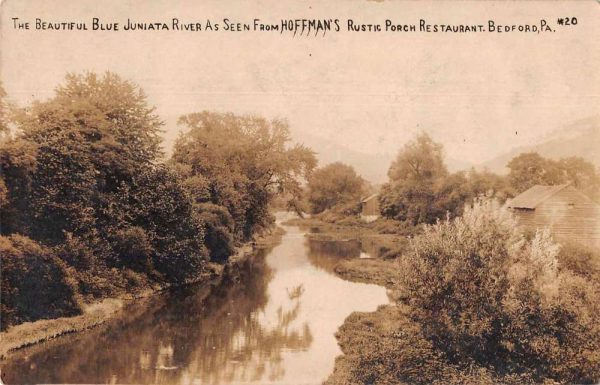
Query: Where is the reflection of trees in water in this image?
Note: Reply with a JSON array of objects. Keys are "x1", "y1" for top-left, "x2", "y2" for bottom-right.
[
  {"x1": 306, "y1": 239, "x2": 361, "y2": 273},
  {"x1": 2, "y1": 248, "x2": 313, "y2": 385}
]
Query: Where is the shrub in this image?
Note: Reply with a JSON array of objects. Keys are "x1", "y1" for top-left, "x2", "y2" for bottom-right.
[
  {"x1": 556, "y1": 241, "x2": 600, "y2": 281},
  {"x1": 399, "y1": 199, "x2": 600, "y2": 383},
  {"x1": 0, "y1": 234, "x2": 82, "y2": 330},
  {"x1": 111, "y1": 226, "x2": 153, "y2": 272},
  {"x1": 194, "y1": 202, "x2": 236, "y2": 264}
]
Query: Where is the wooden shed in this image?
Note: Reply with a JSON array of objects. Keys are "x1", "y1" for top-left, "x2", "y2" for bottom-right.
[
  {"x1": 508, "y1": 184, "x2": 600, "y2": 247},
  {"x1": 360, "y1": 194, "x2": 380, "y2": 222}
]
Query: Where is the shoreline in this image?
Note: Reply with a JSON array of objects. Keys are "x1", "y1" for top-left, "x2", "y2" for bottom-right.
[
  {"x1": 285, "y1": 216, "x2": 407, "y2": 385},
  {"x1": 0, "y1": 225, "x2": 284, "y2": 360}
]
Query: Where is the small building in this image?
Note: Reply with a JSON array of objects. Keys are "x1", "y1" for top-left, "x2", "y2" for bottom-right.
[
  {"x1": 360, "y1": 194, "x2": 380, "y2": 222},
  {"x1": 508, "y1": 184, "x2": 600, "y2": 247}
]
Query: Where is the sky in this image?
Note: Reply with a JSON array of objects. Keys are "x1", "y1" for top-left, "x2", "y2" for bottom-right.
[{"x1": 1, "y1": 0, "x2": 599, "y2": 168}]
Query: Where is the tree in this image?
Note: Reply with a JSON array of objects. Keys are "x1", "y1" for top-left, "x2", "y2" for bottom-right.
[
  {"x1": 507, "y1": 152, "x2": 600, "y2": 200},
  {"x1": 557, "y1": 156, "x2": 600, "y2": 201},
  {"x1": 380, "y1": 133, "x2": 449, "y2": 224},
  {"x1": 388, "y1": 132, "x2": 448, "y2": 182},
  {"x1": 107, "y1": 165, "x2": 207, "y2": 282},
  {"x1": 507, "y1": 153, "x2": 563, "y2": 192},
  {"x1": 466, "y1": 168, "x2": 514, "y2": 202},
  {"x1": 380, "y1": 134, "x2": 517, "y2": 225},
  {"x1": 173, "y1": 111, "x2": 316, "y2": 240},
  {"x1": 0, "y1": 82, "x2": 12, "y2": 213},
  {"x1": 307, "y1": 162, "x2": 366, "y2": 214},
  {"x1": 4, "y1": 72, "x2": 164, "y2": 244},
  {"x1": 1, "y1": 72, "x2": 207, "y2": 285}
]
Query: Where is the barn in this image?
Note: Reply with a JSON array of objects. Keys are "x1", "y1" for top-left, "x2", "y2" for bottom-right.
[
  {"x1": 508, "y1": 184, "x2": 600, "y2": 247},
  {"x1": 360, "y1": 194, "x2": 380, "y2": 222}
]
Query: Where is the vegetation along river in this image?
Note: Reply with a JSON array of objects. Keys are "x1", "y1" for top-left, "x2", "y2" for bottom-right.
[{"x1": 1, "y1": 214, "x2": 389, "y2": 384}]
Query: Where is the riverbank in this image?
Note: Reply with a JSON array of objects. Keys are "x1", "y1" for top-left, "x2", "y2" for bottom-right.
[
  {"x1": 290, "y1": 216, "x2": 485, "y2": 384},
  {"x1": 311, "y1": 214, "x2": 600, "y2": 385},
  {"x1": 286, "y1": 216, "x2": 419, "y2": 384},
  {"x1": 0, "y1": 225, "x2": 284, "y2": 360}
]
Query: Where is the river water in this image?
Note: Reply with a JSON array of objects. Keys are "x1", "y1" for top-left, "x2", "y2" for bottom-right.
[{"x1": 1, "y1": 214, "x2": 389, "y2": 385}]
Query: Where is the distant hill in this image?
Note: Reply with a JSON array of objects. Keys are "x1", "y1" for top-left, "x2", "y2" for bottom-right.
[
  {"x1": 291, "y1": 131, "x2": 393, "y2": 184},
  {"x1": 479, "y1": 116, "x2": 600, "y2": 174}
]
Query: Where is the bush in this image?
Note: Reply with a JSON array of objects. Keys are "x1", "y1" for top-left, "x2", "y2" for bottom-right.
[
  {"x1": 194, "y1": 202, "x2": 236, "y2": 264},
  {"x1": 111, "y1": 226, "x2": 153, "y2": 272},
  {"x1": 399, "y1": 199, "x2": 600, "y2": 383},
  {"x1": 0, "y1": 235, "x2": 82, "y2": 330},
  {"x1": 557, "y1": 241, "x2": 600, "y2": 281}
]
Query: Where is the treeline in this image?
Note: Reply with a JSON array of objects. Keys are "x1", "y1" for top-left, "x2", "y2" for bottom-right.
[
  {"x1": 0, "y1": 73, "x2": 315, "y2": 330},
  {"x1": 305, "y1": 133, "x2": 599, "y2": 225}
]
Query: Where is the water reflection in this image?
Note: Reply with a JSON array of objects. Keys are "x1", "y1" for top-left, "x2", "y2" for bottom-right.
[
  {"x1": 307, "y1": 239, "x2": 361, "y2": 273},
  {"x1": 2, "y1": 220, "x2": 388, "y2": 385}
]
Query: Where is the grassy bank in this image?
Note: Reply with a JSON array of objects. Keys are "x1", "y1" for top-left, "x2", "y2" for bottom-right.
[
  {"x1": 284, "y1": 216, "x2": 412, "y2": 259},
  {"x1": 0, "y1": 225, "x2": 284, "y2": 360}
]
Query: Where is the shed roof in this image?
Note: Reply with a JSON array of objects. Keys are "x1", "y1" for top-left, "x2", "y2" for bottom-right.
[
  {"x1": 361, "y1": 194, "x2": 378, "y2": 203},
  {"x1": 508, "y1": 184, "x2": 570, "y2": 209}
]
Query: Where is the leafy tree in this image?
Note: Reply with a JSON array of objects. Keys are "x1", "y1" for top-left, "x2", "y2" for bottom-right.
[
  {"x1": 380, "y1": 133, "x2": 451, "y2": 224},
  {"x1": 430, "y1": 172, "x2": 472, "y2": 219},
  {"x1": 1, "y1": 72, "x2": 207, "y2": 286},
  {"x1": 107, "y1": 165, "x2": 207, "y2": 281},
  {"x1": 173, "y1": 111, "x2": 316, "y2": 240},
  {"x1": 507, "y1": 153, "x2": 563, "y2": 192},
  {"x1": 387, "y1": 132, "x2": 448, "y2": 182},
  {"x1": 307, "y1": 162, "x2": 365, "y2": 214},
  {"x1": 508, "y1": 152, "x2": 599, "y2": 200},
  {"x1": 466, "y1": 168, "x2": 514, "y2": 202},
  {"x1": 379, "y1": 178, "x2": 436, "y2": 224},
  {"x1": 194, "y1": 202, "x2": 236, "y2": 263},
  {"x1": 557, "y1": 156, "x2": 600, "y2": 200},
  {"x1": 0, "y1": 138, "x2": 38, "y2": 234},
  {"x1": 380, "y1": 134, "x2": 517, "y2": 225},
  {"x1": 0, "y1": 82, "x2": 12, "y2": 216},
  {"x1": 3, "y1": 72, "x2": 164, "y2": 244}
]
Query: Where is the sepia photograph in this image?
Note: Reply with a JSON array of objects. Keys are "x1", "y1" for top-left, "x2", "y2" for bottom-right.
[{"x1": 0, "y1": 1, "x2": 599, "y2": 384}]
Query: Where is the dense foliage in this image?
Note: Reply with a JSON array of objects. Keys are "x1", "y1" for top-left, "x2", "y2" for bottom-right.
[
  {"x1": 0, "y1": 235, "x2": 82, "y2": 330},
  {"x1": 172, "y1": 111, "x2": 316, "y2": 242},
  {"x1": 307, "y1": 162, "x2": 366, "y2": 214},
  {"x1": 399, "y1": 199, "x2": 600, "y2": 384},
  {"x1": 508, "y1": 152, "x2": 600, "y2": 199},
  {"x1": 1, "y1": 74, "x2": 313, "y2": 330},
  {"x1": 379, "y1": 133, "x2": 513, "y2": 225}
]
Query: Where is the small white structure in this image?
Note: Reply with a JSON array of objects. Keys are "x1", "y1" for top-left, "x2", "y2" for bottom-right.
[{"x1": 360, "y1": 194, "x2": 380, "y2": 222}]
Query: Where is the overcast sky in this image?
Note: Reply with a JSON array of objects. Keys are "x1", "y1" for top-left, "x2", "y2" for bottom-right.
[{"x1": 1, "y1": 0, "x2": 599, "y2": 167}]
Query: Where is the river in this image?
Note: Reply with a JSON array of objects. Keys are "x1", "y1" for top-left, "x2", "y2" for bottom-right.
[{"x1": 1, "y1": 214, "x2": 389, "y2": 385}]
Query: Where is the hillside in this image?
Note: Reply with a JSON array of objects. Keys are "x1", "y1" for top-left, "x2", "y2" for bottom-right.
[{"x1": 480, "y1": 116, "x2": 600, "y2": 174}]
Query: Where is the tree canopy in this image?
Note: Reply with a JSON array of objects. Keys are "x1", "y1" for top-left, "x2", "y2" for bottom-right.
[
  {"x1": 172, "y1": 111, "x2": 317, "y2": 240},
  {"x1": 380, "y1": 133, "x2": 513, "y2": 225},
  {"x1": 1, "y1": 72, "x2": 206, "y2": 294},
  {"x1": 508, "y1": 152, "x2": 599, "y2": 200},
  {"x1": 307, "y1": 162, "x2": 366, "y2": 214}
]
